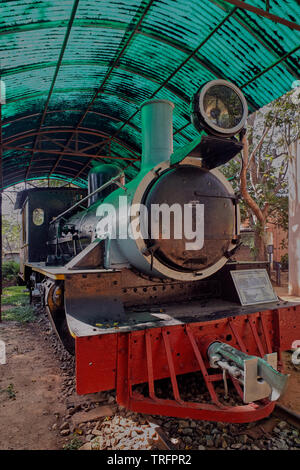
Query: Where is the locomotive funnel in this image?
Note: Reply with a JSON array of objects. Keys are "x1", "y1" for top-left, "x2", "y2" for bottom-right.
[{"x1": 140, "y1": 99, "x2": 174, "y2": 170}]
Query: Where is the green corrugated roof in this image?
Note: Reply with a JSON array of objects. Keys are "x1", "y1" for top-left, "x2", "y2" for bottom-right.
[{"x1": 1, "y1": 0, "x2": 299, "y2": 188}]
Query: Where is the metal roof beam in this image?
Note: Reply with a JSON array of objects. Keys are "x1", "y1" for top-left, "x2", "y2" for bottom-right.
[
  {"x1": 47, "y1": 0, "x2": 155, "y2": 177},
  {"x1": 5, "y1": 157, "x2": 92, "y2": 168},
  {"x1": 39, "y1": 133, "x2": 110, "y2": 154},
  {"x1": 3, "y1": 146, "x2": 137, "y2": 161},
  {"x1": 3, "y1": 108, "x2": 140, "y2": 133},
  {"x1": 3, "y1": 128, "x2": 140, "y2": 158},
  {"x1": 94, "y1": 6, "x2": 238, "y2": 156},
  {"x1": 241, "y1": 44, "x2": 300, "y2": 88},
  {"x1": 0, "y1": 59, "x2": 260, "y2": 113},
  {"x1": 4, "y1": 129, "x2": 109, "y2": 145},
  {"x1": 26, "y1": 0, "x2": 80, "y2": 180},
  {"x1": 209, "y1": 0, "x2": 300, "y2": 79},
  {"x1": 3, "y1": 172, "x2": 84, "y2": 188},
  {"x1": 37, "y1": 134, "x2": 102, "y2": 151},
  {"x1": 39, "y1": 134, "x2": 80, "y2": 153},
  {"x1": 222, "y1": 1, "x2": 300, "y2": 31}
]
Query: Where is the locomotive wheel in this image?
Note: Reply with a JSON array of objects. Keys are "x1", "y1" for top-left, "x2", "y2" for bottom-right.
[
  {"x1": 46, "y1": 305, "x2": 75, "y2": 355},
  {"x1": 44, "y1": 279, "x2": 75, "y2": 355}
]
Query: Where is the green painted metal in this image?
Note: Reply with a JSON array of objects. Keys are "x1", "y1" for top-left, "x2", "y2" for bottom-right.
[
  {"x1": 0, "y1": 0, "x2": 299, "y2": 188},
  {"x1": 140, "y1": 99, "x2": 175, "y2": 169}
]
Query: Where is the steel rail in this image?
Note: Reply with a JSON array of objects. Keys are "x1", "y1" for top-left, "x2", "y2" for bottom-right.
[{"x1": 274, "y1": 403, "x2": 300, "y2": 429}]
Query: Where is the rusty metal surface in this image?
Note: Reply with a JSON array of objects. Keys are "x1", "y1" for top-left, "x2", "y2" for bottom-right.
[
  {"x1": 75, "y1": 304, "x2": 300, "y2": 388},
  {"x1": 62, "y1": 268, "x2": 221, "y2": 336},
  {"x1": 60, "y1": 264, "x2": 299, "y2": 339},
  {"x1": 75, "y1": 304, "x2": 300, "y2": 422},
  {"x1": 64, "y1": 271, "x2": 125, "y2": 332},
  {"x1": 145, "y1": 165, "x2": 236, "y2": 271}
]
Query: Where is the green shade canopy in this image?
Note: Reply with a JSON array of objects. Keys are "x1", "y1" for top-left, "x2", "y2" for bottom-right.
[{"x1": 1, "y1": 0, "x2": 299, "y2": 189}]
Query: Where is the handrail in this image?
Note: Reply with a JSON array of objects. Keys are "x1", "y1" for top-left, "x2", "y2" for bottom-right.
[{"x1": 49, "y1": 172, "x2": 125, "y2": 225}]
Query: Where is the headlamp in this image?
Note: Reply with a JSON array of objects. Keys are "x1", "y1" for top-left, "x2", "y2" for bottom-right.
[{"x1": 191, "y1": 79, "x2": 248, "y2": 137}]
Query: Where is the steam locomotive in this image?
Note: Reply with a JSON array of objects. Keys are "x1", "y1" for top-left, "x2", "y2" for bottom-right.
[{"x1": 16, "y1": 80, "x2": 299, "y2": 422}]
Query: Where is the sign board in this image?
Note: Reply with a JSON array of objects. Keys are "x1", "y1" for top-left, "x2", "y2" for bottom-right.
[{"x1": 230, "y1": 269, "x2": 278, "y2": 306}]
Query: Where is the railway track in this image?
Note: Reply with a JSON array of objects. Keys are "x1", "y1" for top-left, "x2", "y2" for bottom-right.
[
  {"x1": 274, "y1": 404, "x2": 300, "y2": 430},
  {"x1": 145, "y1": 405, "x2": 300, "y2": 451}
]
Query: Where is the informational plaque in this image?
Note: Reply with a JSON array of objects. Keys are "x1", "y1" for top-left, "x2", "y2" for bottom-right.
[{"x1": 230, "y1": 269, "x2": 278, "y2": 306}]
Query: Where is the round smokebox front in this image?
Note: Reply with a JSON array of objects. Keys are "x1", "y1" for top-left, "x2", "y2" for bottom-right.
[{"x1": 144, "y1": 165, "x2": 236, "y2": 272}]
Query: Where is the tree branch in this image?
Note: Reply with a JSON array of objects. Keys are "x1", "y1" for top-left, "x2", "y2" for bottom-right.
[{"x1": 240, "y1": 135, "x2": 265, "y2": 225}]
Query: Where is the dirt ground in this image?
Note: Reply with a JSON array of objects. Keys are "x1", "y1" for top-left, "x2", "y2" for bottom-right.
[
  {"x1": 279, "y1": 351, "x2": 300, "y2": 414},
  {"x1": 0, "y1": 320, "x2": 66, "y2": 450}
]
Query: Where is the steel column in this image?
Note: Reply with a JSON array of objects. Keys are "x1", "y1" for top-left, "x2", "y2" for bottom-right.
[{"x1": 0, "y1": 102, "x2": 2, "y2": 321}]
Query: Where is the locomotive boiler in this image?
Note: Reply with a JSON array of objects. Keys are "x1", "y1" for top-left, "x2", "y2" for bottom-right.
[
  {"x1": 17, "y1": 80, "x2": 300, "y2": 423},
  {"x1": 50, "y1": 98, "x2": 240, "y2": 281}
]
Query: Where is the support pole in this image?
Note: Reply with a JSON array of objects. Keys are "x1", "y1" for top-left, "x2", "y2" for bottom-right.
[
  {"x1": 288, "y1": 139, "x2": 300, "y2": 296},
  {"x1": 0, "y1": 102, "x2": 2, "y2": 321}
]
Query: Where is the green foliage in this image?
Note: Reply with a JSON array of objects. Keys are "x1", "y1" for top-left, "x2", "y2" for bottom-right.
[
  {"x1": 0, "y1": 383, "x2": 17, "y2": 400},
  {"x1": 2, "y1": 217, "x2": 21, "y2": 253},
  {"x1": 63, "y1": 436, "x2": 83, "y2": 450},
  {"x1": 1, "y1": 286, "x2": 34, "y2": 323},
  {"x1": 222, "y1": 89, "x2": 299, "y2": 236},
  {"x1": 1, "y1": 285, "x2": 29, "y2": 305},
  {"x1": 6, "y1": 383, "x2": 16, "y2": 399},
  {"x1": 2, "y1": 260, "x2": 20, "y2": 281},
  {"x1": 280, "y1": 238, "x2": 288, "y2": 250},
  {"x1": 3, "y1": 305, "x2": 36, "y2": 323},
  {"x1": 280, "y1": 253, "x2": 288, "y2": 271}
]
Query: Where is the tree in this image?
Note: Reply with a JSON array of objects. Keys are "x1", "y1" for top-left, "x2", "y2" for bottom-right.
[
  {"x1": 222, "y1": 88, "x2": 299, "y2": 260},
  {"x1": 2, "y1": 217, "x2": 21, "y2": 254},
  {"x1": 1, "y1": 178, "x2": 70, "y2": 256}
]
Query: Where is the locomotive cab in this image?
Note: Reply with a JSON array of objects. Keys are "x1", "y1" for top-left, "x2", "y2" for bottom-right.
[{"x1": 15, "y1": 187, "x2": 87, "y2": 281}]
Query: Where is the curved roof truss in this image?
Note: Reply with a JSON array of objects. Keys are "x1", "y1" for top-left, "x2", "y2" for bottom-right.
[{"x1": 0, "y1": 0, "x2": 299, "y2": 189}]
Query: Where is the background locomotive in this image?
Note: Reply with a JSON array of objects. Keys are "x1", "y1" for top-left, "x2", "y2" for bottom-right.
[{"x1": 16, "y1": 80, "x2": 298, "y2": 422}]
